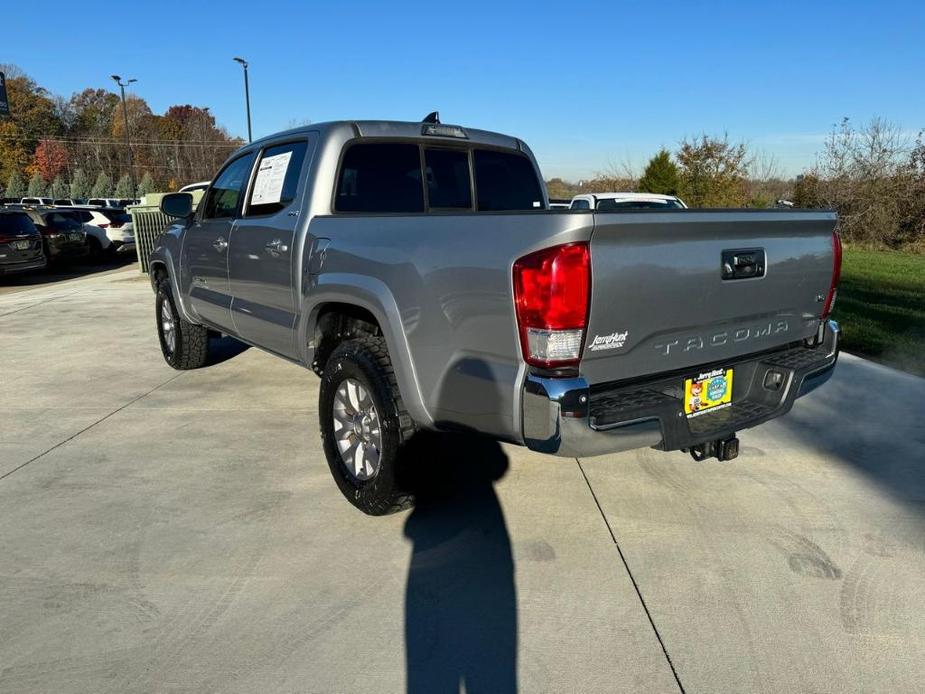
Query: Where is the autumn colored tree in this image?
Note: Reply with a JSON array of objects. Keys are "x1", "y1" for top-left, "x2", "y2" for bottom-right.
[
  {"x1": 0, "y1": 65, "x2": 63, "y2": 183},
  {"x1": 29, "y1": 139, "x2": 69, "y2": 182}
]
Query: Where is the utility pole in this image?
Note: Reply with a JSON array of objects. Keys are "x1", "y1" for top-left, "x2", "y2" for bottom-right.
[
  {"x1": 111, "y1": 75, "x2": 137, "y2": 193},
  {"x1": 233, "y1": 57, "x2": 252, "y2": 143}
]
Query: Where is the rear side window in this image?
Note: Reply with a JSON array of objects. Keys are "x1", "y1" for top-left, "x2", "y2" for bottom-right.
[
  {"x1": 102, "y1": 211, "x2": 131, "y2": 224},
  {"x1": 424, "y1": 148, "x2": 471, "y2": 209},
  {"x1": 203, "y1": 153, "x2": 256, "y2": 220},
  {"x1": 0, "y1": 213, "x2": 37, "y2": 235},
  {"x1": 473, "y1": 149, "x2": 543, "y2": 211},
  {"x1": 246, "y1": 140, "x2": 308, "y2": 217},
  {"x1": 336, "y1": 143, "x2": 424, "y2": 213},
  {"x1": 48, "y1": 213, "x2": 81, "y2": 230},
  {"x1": 571, "y1": 198, "x2": 591, "y2": 210}
]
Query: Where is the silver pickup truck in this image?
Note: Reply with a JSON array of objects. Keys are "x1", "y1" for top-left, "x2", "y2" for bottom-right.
[{"x1": 150, "y1": 116, "x2": 841, "y2": 515}]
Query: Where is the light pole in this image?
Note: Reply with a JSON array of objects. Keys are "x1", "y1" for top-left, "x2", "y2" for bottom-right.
[
  {"x1": 233, "y1": 57, "x2": 252, "y2": 143},
  {"x1": 111, "y1": 75, "x2": 137, "y2": 193}
]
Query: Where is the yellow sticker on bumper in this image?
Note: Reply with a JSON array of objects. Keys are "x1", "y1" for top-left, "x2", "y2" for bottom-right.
[{"x1": 684, "y1": 368, "x2": 733, "y2": 418}]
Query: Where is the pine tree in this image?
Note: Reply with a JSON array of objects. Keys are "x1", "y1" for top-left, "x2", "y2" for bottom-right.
[
  {"x1": 91, "y1": 172, "x2": 113, "y2": 198},
  {"x1": 70, "y1": 168, "x2": 90, "y2": 199},
  {"x1": 50, "y1": 174, "x2": 69, "y2": 199},
  {"x1": 136, "y1": 171, "x2": 156, "y2": 198},
  {"x1": 27, "y1": 171, "x2": 46, "y2": 197},
  {"x1": 114, "y1": 174, "x2": 134, "y2": 198},
  {"x1": 5, "y1": 171, "x2": 26, "y2": 199},
  {"x1": 637, "y1": 149, "x2": 680, "y2": 196}
]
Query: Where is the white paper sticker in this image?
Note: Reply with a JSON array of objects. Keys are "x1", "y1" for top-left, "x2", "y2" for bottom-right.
[{"x1": 251, "y1": 151, "x2": 293, "y2": 205}]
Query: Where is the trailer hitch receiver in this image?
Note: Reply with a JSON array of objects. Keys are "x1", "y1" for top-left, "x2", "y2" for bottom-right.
[{"x1": 688, "y1": 435, "x2": 739, "y2": 462}]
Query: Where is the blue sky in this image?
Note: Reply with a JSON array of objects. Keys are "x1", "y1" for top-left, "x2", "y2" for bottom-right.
[{"x1": 5, "y1": 0, "x2": 924, "y2": 179}]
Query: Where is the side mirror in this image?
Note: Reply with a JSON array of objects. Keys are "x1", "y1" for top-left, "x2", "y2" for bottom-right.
[{"x1": 160, "y1": 193, "x2": 194, "y2": 218}]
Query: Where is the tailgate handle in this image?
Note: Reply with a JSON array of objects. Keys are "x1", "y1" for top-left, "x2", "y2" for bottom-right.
[{"x1": 722, "y1": 248, "x2": 765, "y2": 280}]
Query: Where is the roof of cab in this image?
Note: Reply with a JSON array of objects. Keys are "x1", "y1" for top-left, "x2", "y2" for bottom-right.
[{"x1": 244, "y1": 120, "x2": 522, "y2": 152}]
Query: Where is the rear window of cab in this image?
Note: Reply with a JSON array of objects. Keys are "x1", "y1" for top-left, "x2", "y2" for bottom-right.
[{"x1": 335, "y1": 142, "x2": 543, "y2": 214}]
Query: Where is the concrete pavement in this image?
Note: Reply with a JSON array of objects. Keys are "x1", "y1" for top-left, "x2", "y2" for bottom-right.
[{"x1": 1, "y1": 269, "x2": 923, "y2": 693}]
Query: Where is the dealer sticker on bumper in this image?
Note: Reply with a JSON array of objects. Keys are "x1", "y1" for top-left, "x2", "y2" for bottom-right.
[{"x1": 684, "y1": 368, "x2": 733, "y2": 418}]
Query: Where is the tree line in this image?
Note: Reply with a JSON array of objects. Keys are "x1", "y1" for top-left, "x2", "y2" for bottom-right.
[
  {"x1": 0, "y1": 64, "x2": 242, "y2": 200},
  {"x1": 546, "y1": 120, "x2": 924, "y2": 252}
]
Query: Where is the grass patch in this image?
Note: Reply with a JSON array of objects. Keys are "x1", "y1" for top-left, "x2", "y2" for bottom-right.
[{"x1": 833, "y1": 248, "x2": 925, "y2": 376}]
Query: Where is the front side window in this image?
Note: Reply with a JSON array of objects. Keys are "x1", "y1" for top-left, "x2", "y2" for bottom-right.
[
  {"x1": 336, "y1": 143, "x2": 424, "y2": 213},
  {"x1": 473, "y1": 149, "x2": 543, "y2": 211},
  {"x1": 246, "y1": 140, "x2": 308, "y2": 217},
  {"x1": 424, "y1": 148, "x2": 472, "y2": 209},
  {"x1": 203, "y1": 153, "x2": 256, "y2": 220}
]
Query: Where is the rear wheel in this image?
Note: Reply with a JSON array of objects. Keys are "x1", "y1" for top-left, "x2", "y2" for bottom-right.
[
  {"x1": 319, "y1": 336, "x2": 415, "y2": 515},
  {"x1": 155, "y1": 277, "x2": 210, "y2": 370}
]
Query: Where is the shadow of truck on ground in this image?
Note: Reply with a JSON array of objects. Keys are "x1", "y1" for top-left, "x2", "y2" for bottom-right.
[{"x1": 398, "y1": 431, "x2": 517, "y2": 694}]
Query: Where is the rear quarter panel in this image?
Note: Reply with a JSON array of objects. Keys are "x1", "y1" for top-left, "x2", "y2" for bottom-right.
[{"x1": 304, "y1": 212, "x2": 593, "y2": 439}]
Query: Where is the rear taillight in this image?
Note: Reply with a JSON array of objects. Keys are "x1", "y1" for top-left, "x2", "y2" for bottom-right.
[
  {"x1": 98, "y1": 223, "x2": 110, "y2": 229},
  {"x1": 821, "y1": 230, "x2": 842, "y2": 318},
  {"x1": 513, "y1": 242, "x2": 590, "y2": 368},
  {"x1": 109, "y1": 222, "x2": 123, "y2": 229}
]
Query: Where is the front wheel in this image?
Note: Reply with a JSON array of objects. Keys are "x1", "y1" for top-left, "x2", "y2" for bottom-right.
[
  {"x1": 319, "y1": 336, "x2": 415, "y2": 515},
  {"x1": 155, "y1": 277, "x2": 210, "y2": 370}
]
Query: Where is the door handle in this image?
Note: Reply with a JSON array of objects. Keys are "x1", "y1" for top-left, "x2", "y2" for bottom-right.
[
  {"x1": 265, "y1": 239, "x2": 289, "y2": 257},
  {"x1": 212, "y1": 236, "x2": 228, "y2": 252}
]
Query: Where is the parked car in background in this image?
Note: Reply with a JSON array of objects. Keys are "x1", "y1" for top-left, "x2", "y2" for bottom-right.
[
  {"x1": 0, "y1": 209, "x2": 46, "y2": 276},
  {"x1": 24, "y1": 209, "x2": 89, "y2": 263},
  {"x1": 548, "y1": 198, "x2": 571, "y2": 209},
  {"x1": 21, "y1": 197, "x2": 54, "y2": 206},
  {"x1": 86, "y1": 198, "x2": 132, "y2": 208},
  {"x1": 570, "y1": 192, "x2": 687, "y2": 210},
  {"x1": 66, "y1": 207, "x2": 136, "y2": 254},
  {"x1": 53, "y1": 198, "x2": 84, "y2": 206}
]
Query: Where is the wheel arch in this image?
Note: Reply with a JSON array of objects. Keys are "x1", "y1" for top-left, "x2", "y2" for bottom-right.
[{"x1": 298, "y1": 276, "x2": 432, "y2": 428}]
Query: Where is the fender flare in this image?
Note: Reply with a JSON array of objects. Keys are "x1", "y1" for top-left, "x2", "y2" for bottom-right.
[
  {"x1": 148, "y1": 248, "x2": 197, "y2": 325},
  {"x1": 297, "y1": 274, "x2": 433, "y2": 428}
]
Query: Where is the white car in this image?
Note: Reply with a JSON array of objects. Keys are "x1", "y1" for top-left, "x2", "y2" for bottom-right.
[
  {"x1": 21, "y1": 197, "x2": 54, "y2": 206},
  {"x1": 569, "y1": 192, "x2": 687, "y2": 210},
  {"x1": 86, "y1": 198, "x2": 136, "y2": 208},
  {"x1": 67, "y1": 207, "x2": 136, "y2": 254}
]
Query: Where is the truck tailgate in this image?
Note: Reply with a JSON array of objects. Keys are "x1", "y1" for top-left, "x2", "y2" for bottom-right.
[{"x1": 581, "y1": 210, "x2": 838, "y2": 385}]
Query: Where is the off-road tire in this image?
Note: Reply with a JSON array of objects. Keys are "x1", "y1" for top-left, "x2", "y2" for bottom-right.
[
  {"x1": 319, "y1": 336, "x2": 415, "y2": 515},
  {"x1": 155, "y1": 276, "x2": 210, "y2": 370}
]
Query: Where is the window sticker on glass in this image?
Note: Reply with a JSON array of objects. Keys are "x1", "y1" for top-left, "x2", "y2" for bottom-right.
[{"x1": 251, "y1": 151, "x2": 293, "y2": 205}]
